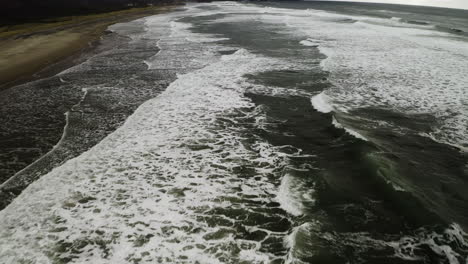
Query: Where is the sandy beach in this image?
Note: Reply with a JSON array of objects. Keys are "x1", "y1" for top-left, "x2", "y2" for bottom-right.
[
  {"x1": 0, "y1": 5, "x2": 179, "y2": 90},
  {"x1": 0, "y1": 4, "x2": 181, "y2": 209},
  {"x1": 0, "y1": 2, "x2": 467, "y2": 263}
]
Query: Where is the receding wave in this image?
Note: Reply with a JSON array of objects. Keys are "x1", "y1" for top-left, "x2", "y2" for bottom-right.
[
  {"x1": 1, "y1": 2, "x2": 467, "y2": 263},
  {"x1": 0, "y1": 7, "x2": 301, "y2": 263}
]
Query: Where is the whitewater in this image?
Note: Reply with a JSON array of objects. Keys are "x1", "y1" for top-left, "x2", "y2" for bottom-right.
[
  {"x1": 1, "y1": 1, "x2": 468, "y2": 263},
  {"x1": 0, "y1": 8, "x2": 295, "y2": 263}
]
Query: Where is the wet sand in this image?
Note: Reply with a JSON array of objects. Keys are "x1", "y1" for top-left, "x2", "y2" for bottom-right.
[
  {"x1": 0, "y1": 5, "x2": 181, "y2": 209},
  {"x1": 0, "y1": 5, "x2": 179, "y2": 90}
]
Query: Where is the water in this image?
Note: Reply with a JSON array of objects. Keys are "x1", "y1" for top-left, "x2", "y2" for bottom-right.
[
  {"x1": 0, "y1": 18, "x2": 173, "y2": 207},
  {"x1": 0, "y1": 1, "x2": 468, "y2": 263}
]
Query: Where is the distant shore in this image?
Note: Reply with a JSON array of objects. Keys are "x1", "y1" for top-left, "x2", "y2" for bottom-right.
[{"x1": 0, "y1": 4, "x2": 181, "y2": 91}]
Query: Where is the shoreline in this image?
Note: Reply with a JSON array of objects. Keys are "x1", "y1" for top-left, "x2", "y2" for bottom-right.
[
  {"x1": 0, "y1": 4, "x2": 182, "y2": 209},
  {"x1": 0, "y1": 4, "x2": 182, "y2": 91}
]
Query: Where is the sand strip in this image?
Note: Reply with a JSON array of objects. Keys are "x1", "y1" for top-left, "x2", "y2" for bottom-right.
[{"x1": 0, "y1": 4, "x2": 181, "y2": 90}]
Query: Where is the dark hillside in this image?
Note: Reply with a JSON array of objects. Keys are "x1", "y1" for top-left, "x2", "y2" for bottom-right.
[{"x1": 0, "y1": 0, "x2": 176, "y2": 25}]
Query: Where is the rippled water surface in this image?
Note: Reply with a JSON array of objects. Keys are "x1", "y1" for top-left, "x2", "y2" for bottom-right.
[{"x1": 1, "y1": 1, "x2": 468, "y2": 263}]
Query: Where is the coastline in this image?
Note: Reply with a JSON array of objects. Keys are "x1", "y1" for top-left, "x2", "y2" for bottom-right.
[
  {"x1": 0, "y1": 4, "x2": 182, "y2": 209},
  {"x1": 0, "y1": 4, "x2": 181, "y2": 91}
]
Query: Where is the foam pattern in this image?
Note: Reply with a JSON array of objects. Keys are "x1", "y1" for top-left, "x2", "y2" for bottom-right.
[
  {"x1": 0, "y1": 5, "x2": 302, "y2": 263},
  {"x1": 1, "y1": 2, "x2": 467, "y2": 263},
  {"x1": 208, "y1": 2, "x2": 468, "y2": 148}
]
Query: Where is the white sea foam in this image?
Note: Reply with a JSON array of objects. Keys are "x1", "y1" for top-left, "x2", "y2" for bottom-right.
[
  {"x1": 299, "y1": 39, "x2": 319, "y2": 47},
  {"x1": 284, "y1": 223, "x2": 309, "y2": 264},
  {"x1": 392, "y1": 224, "x2": 468, "y2": 264},
  {"x1": 277, "y1": 174, "x2": 305, "y2": 216},
  {"x1": 332, "y1": 116, "x2": 368, "y2": 141},
  {"x1": 285, "y1": 221, "x2": 468, "y2": 264},
  {"x1": 194, "y1": 3, "x2": 468, "y2": 263},
  {"x1": 276, "y1": 173, "x2": 316, "y2": 217},
  {"x1": 206, "y1": 2, "x2": 468, "y2": 149},
  {"x1": 0, "y1": 6, "x2": 294, "y2": 263},
  {"x1": 304, "y1": 13, "x2": 468, "y2": 148},
  {"x1": 173, "y1": 5, "x2": 468, "y2": 261},
  {"x1": 311, "y1": 92, "x2": 334, "y2": 113},
  {"x1": 2, "y1": 2, "x2": 467, "y2": 263}
]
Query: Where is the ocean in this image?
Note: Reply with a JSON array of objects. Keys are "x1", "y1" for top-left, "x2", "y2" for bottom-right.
[{"x1": 0, "y1": 1, "x2": 467, "y2": 263}]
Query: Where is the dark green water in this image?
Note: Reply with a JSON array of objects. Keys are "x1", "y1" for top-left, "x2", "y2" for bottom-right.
[
  {"x1": 0, "y1": 1, "x2": 467, "y2": 263},
  {"x1": 180, "y1": 1, "x2": 468, "y2": 262}
]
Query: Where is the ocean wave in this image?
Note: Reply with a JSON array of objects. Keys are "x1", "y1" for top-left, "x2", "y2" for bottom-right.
[
  {"x1": 286, "y1": 222, "x2": 468, "y2": 263},
  {"x1": 0, "y1": 6, "x2": 297, "y2": 263},
  {"x1": 299, "y1": 38, "x2": 319, "y2": 47},
  {"x1": 310, "y1": 92, "x2": 334, "y2": 113},
  {"x1": 331, "y1": 116, "x2": 368, "y2": 141}
]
